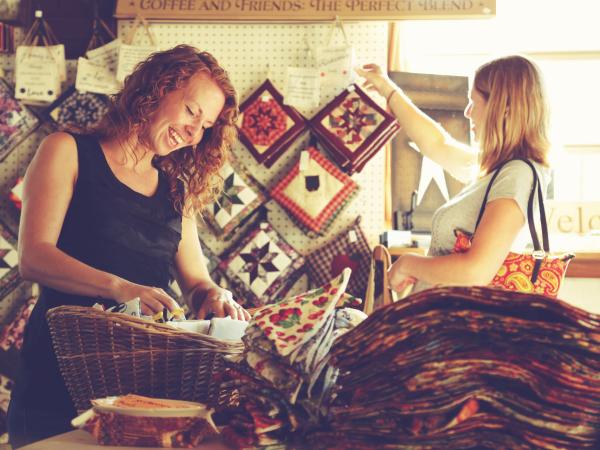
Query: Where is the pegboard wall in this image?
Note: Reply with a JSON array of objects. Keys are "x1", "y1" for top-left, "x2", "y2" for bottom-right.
[
  {"x1": 116, "y1": 20, "x2": 390, "y2": 257},
  {"x1": 0, "y1": 20, "x2": 390, "y2": 319}
]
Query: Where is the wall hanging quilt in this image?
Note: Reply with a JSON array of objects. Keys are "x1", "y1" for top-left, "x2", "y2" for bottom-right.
[
  {"x1": 9, "y1": 177, "x2": 24, "y2": 210},
  {"x1": 238, "y1": 79, "x2": 306, "y2": 168},
  {"x1": 0, "y1": 219, "x2": 19, "y2": 300},
  {"x1": 305, "y1": 216, "x2": 371, "y2": 300},
  {"x1": 270, "y1": 146, "x2": 358, "y2": 236},
  {"x1": 309, "y1": 84, "x2": 400, "y2": 174},
  {"x1": 46, "y1": 87, "x2": 109, "y2": 131},
  {"x1": 204, "y1": 159, "x2": 267, "y2": 240},
  {"x1": 0, "y1": 78, "x2": 39, "y2": 163},
  {"x1": 218, "y1": 222, "x2": 305, "y2": 308}
]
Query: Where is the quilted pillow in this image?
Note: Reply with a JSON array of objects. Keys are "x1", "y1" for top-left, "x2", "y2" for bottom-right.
[
  {"x1": 0, "y1": 219, "x2": 19, "y2": 299},
  {"x1": 218, "y1": 221, "x2": 305, "y2": 308},
  {"x1": 46, "y1": 87, "x2": 109, "y2": 132},
  {"x1": 306, "y1": 217, "x2": 371, "y2": 300},
  {"x1": 204, "y1": 159, "x2": 267, "y2": 240},
  {"x1": 0, "y1": 78, "x2": 40, "y2": 162},
  {"x1": 309, "y1": 84, "x2": 400, "y2": 174},
  {"x1": 271, "y1": 146, "x2": 358, "y2": 236},
  {"x1": 238, "y1": 79, "x2": 306, "y2": 168}
]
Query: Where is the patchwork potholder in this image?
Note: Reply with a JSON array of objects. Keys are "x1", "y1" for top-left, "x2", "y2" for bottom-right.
[
  {"x1": 47, "y1": 87, "x2": 110, "y2": 131},
  {"x1": 0, "y1": 78, "x2": 39, "y2": 163},
  {"x1": 238, "y1": 79, "x2": 306, "y2": 168},
  {"x1": 271, "y1": 146, "x2": 358, "y2": 236},
  {"x1": 306, "y1": 217, "x2": 371, "y2": 300},
  {"x1": 204, "y1": 160, "x2": 267, "y2": 240},
  {"x1": 0, "y1": 219, "x2": 20, "y2": 299},
  {"x1": 309, "y1": 84, "x2": 400, "y2": 174},
  {"x1": 218, "y1": 222, "x2": 305, "y2": 308}
]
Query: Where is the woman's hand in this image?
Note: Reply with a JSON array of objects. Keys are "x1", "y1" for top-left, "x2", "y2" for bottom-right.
[
  {"x1": 114, "y1": 280, "x2": 180, "y2": 316},
  {"x1": 388, "y1": 256, "x2": 417, "y2": 293},
  {"x1": 355, "y1": 63, "x2": 398, "y2": 99},
  {"x1": 193, "y1": 286, "x2": 251, "y2": 321}
]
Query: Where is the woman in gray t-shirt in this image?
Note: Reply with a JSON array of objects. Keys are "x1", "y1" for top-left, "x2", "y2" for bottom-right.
[{"x1": 356, "y1": 55, "x2": 551, "y2": 293}]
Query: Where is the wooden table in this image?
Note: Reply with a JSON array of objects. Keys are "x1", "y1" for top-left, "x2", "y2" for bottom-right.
[{"x1": 21, "y1": 430, "x2": 230, "y2": 450}]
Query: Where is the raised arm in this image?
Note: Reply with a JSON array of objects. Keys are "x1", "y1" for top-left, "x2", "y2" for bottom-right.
[
  {"x1": 356, "y1": 64, "x2": 478, "y2": 183},
  {"x1": 18, "y1": 132, "x2": 177, "y2": 315}
]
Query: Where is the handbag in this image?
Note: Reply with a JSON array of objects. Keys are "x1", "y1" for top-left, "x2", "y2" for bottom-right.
[{"x1": 453, "y1": 158, "x2": 574, "y2": 298}]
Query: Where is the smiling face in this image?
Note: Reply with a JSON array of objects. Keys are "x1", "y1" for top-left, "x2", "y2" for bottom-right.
[
  {"x1": 146, "y1": 72, "x2": 226, "y2": 156},
  {"x1": 464, "y1": 87, "x2": 488, "y2": 142}
]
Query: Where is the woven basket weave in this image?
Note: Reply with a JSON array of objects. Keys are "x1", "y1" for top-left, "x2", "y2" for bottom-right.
[{"x1": 47, "y1": 306, "x2": 245, "y2": 412}]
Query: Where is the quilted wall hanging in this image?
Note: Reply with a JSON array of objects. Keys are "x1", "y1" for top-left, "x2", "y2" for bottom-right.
[
  {"x1": 309, "y1": 84, "x2": 400, "y2": 174},
  {"x1": 46, "y1": 87, "x2": 110, "y2": 132},
  {"x1": 0, "y1": 219, "x2": 19, "y2": 300},
  {"x1": 0, "y1": 78, "x2": 40, "y2": 163},
  {"x1": 238, "y1": 79, "x2": 306, "y2": 168},
  {"x1": 306, "y1": 216, "x2": 371, "y2": 300},
  {"x1": 218, "y1": 221, "x2": 305, "y2": 308},
  {"x1": 271, "y1": 146, "x2": 359, "y2": 236},
  {"x1": 204, "y1": 160, "x2": 267, "y2": 240}
]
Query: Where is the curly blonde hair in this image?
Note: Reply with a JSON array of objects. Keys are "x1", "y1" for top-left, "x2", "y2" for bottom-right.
[{"x1": 93, "y1": 45, "x2": 238, "y2": 215}]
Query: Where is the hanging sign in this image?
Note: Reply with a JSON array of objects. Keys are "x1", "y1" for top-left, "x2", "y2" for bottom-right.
[{"x1": 116, "y1": 0, "x2": 495, "y2": 21}]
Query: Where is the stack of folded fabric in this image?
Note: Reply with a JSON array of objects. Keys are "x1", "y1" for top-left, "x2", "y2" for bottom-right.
[
  {"x1": 312, "y1": 286, "x2": 600, "y2": 450},
  {"x1": 219, "y1": 268, "x2": 366, "y2": 449},
  {"x1": 309, "y1": 84, "x2": 400, "y2": 175}
]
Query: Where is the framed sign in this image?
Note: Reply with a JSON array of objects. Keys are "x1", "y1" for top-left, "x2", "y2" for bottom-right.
[{"x1": 115, "y1": 0, "x2": 495, "y2": 21}]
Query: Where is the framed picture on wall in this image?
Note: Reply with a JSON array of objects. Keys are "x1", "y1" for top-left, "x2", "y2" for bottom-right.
[{"x1": 388, "y1": 72, "x2": 471, "y2": 232}]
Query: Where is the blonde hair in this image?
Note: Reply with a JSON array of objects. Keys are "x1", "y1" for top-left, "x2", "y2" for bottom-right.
[{"x1": 474, "y1": 55, "x2": 550, "y2": 174}]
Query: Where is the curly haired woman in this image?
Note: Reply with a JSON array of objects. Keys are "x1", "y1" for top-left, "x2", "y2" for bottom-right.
[{"x1": 8, "y1": 45, "x2": 249, "y2": 447}]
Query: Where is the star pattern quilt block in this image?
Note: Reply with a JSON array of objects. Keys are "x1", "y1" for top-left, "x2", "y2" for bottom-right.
[
  {"x1": 309, "y1": 84, "x2": 400, "y2": 174},
  {"x1": 205, "y1": 161, "x2": 267, "y2": 239},
  {"x1": 238, "y1": 79, "x2": 306, "y2": 167},
  {"x1": 218, "y1": 222, "x2": 305, "y2": 308},
  {"x1": 0, "y1": 220, "x2": 20, "y2": 299},
  {"x1": 306, "y1": 217, "x2": 371, "y2": 301},
  {"x1": 47, "y1": 87, "x2": 110, "y2": 132},
  {"x1": 323, "y1": 92, "x2": 384, "y2": 153},
  {"x1": 0, "y1": 78, "x2": 39, "y2": 163},
  {"x1": 271, "y1": 146, "x2": 358, "y2": 235}
]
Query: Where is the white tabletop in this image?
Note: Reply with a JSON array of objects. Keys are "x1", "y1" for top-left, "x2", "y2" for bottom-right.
[{"x1": 21, "y1": 430, "x2": 231, "y2": 450}]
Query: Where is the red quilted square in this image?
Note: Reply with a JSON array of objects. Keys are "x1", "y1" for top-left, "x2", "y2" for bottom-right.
[{"x1": 238, "y1": 80, "x2": 306, "y2": 167}]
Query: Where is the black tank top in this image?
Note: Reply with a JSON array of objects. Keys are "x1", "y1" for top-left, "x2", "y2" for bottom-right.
[{"x1": 11, "y1": 133, "x2": 183, "y2": 417}]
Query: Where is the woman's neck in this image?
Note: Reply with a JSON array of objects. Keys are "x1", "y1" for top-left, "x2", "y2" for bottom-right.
[{"x1": 101, "y1": 134, "x2": 155, "y2": 173}]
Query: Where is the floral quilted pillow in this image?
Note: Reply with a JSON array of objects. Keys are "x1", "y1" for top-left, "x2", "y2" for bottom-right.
[
  {"x1": 238, "y1": 79, "x2": 306, "y2": 168},
  {"x1": 218, "y1": 221, "x2": 305, "y2": 308}
]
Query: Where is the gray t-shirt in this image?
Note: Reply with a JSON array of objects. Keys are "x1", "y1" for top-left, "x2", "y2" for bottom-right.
[{"x1": 412, "y1": 159, "x2": 551, "y2": 293}]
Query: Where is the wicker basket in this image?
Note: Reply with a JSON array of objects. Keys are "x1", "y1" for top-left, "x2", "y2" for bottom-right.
[{"x1": 47, "y1": 306, "x2": 245, "y2": 412}]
